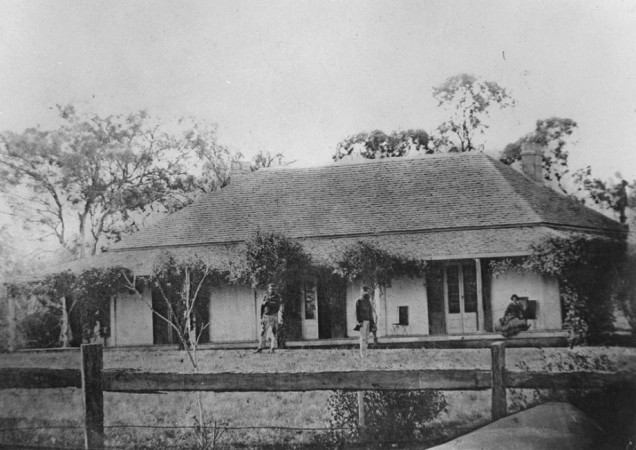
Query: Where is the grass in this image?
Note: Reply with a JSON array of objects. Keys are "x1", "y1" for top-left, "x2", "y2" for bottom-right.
[
  {"x1": 0, "y1": 388, "x2": 330, "y2": 448},
  {"x1": 1, "y1": 346, "x2": 635, "y2": 448},
  {"x1": 4, "y1": 345, "x2": 636, "y2": 372}
]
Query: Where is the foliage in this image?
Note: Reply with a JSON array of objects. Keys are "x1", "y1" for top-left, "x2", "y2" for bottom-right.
[
  {"x1": 575, "y1": 174, "x2": 636, "y2": 225},
  {"x1": 7, "y1": 271, "x2": 77, "y2": 305},
  {"x1": 192, "y1": 415, "x2": 228, "y2": 450},
  {"x1": 322, "y1": 390, "x2": 447, "y2": 447},
  {"x1": 144, "y1": 251, "x2": 228, "y2": 356},
  {"x1": 500, "y1": 118, "x2": 636, "y2": 233},
  {"x1": 509, "y1": 350, "x2": 636, "y2": 450},
  {"x1": 8, "y1": 252, "x2": 231, "y2": 353},
  {"x1": 331, "y1": 74, "x2": 512, "y2": 160},
  {"x1": 39, "y1": 271, "x2": 78, "y2": 300},
  {"x1": 0, "y1": 226, "x2": 26, "y2": 280},
  {"x1": 251, "y1": 150, "x2": 292, "y2": 169},
  {"x1": 330, "y1": 241, "x2": 427, "y2": 287},
  {"x1": 509, "y1": 350, "x2": 615, "y2": 413},
  {"x1": 230, "y1": 231, "x2": 312, "y2": 347},
  {"x1": 614, "y1": 245, "x2": 636, "y2": 332},
  {"x1": 500, "y1": 117, "x2": 578, "y2": 194},
  {"x1": 432, "y1": 73, "x2": 514, "y2": 153},
  {"x1": 231, "y1": 230, "x2": 312, "y2": 289},
  {"x1": 0, "y1": 105, "x2": 235, "y2": 257},
  {"x1": 17, "y1": 308, "x2": 62, "y2": 348},
  {"x1": 73, "y1": 266, "x2": 134, "y2": 341},
  {"x1": 125, "y1": 252, "x2": 229, "y2": 445},
  {"x1": 178, "y1": 117, "x2": 242, "y2": 194},
  {"x1": 6, "y1": 272, "x2": 77, "y2": 348},
  {"x1": 31, "y1": 271, "x2": 78, "y2": 346},
  {"x1": 489, "y1": 234, "x2": 627, "y2": 346},
  {"x1": 8, "y1": 266, "x2": 136, "y2": 348},
  {"x1": 333, "y1": 129, "x2": 431, "y2": 161}
]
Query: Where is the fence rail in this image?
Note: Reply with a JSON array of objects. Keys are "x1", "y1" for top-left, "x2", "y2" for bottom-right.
[{"x1": 1, "y1": 342, "x2": 634, "y2": 449}]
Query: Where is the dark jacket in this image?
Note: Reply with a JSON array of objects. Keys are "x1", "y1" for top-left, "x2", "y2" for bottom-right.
[
  {"x1": 355, "y1": 296, "x2": 374, "y2": 324},
  {"x1": 261, "y1": 293, "x2": 282, "y2": 317},
  {"x1": 504, "y1": 302, "x2": 526, "y2": 320}
]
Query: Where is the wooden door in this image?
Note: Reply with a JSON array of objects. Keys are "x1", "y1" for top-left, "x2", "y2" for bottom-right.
[
  {"x1": 427, "y1": 264, "x2": 447, "y2": 335},
  {"x1": 301, "y1": 283, "x2": 319, "y2": 339},
  {"x1": 445, "y1": 262, "x2": 478, "y2": 334}
]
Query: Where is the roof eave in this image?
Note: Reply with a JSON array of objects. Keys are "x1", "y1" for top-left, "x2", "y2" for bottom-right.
[{"x1": 540, "y1": 222, "x2": 628, "y2": 238}]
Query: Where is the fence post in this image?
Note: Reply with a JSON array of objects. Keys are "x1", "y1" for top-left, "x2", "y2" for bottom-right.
[
  {"x1": 6, "y1": 286, "x2": 16, "y2": 352},
  {"x1": 81, "y1": 344, "x2": 104, "y2": 450},
  {"x1": 491, "y1": 341, "x2": 507, "y2": 421},
  {"x1": 357, "y1": 391, "x2": 366, "y2": 441}
]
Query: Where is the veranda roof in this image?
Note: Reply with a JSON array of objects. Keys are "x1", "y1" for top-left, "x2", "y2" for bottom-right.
[{"x1": 57, "y1": 226, "x2": 561, "y2": 276}]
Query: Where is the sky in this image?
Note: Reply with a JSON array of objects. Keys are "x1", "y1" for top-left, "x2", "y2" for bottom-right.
[{"x1": 1, "y1": 0, "x2": 635, "y2": 181}]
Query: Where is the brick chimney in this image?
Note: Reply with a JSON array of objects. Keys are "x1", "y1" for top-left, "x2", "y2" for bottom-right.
[{"x1": 520, "y1": 141, "x2": 544, "y2": 185}]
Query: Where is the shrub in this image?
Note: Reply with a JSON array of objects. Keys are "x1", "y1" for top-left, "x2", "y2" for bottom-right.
[
  {"x1": 320, "y1": 390, "x2": 447, "y2": 447},
  {"x1": 616, "y1": 245, "x2": 636, "y2": 333},
  {"x1": 509, "y1": 350, "x2": 635, "y2": 449},
  {"x1": 18, "y1": 309, "x2": 62, "y2": 348}
]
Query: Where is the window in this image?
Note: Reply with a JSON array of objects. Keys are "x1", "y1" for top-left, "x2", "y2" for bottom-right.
[
  {"x1": 398, "y1": 306, "x2": 409, "y2": 326},
  {"x1": 304, "y1": 283, "x2": 316, "y2": 320},
  {"x1": 447, "y1": 265, "x2": 460, "y2": 314},
  {"x1": 462, "y1": 263, "x2": 478, "y2": 313}
]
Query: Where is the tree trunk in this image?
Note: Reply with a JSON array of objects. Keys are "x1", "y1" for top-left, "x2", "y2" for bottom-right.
[
  {"x1": 7, "y1": 287, "x2": 16, "y2": 352},
  {"x1": 78, "y1": 212, "x2": 87, "y2": 259},
  {"x1": 372, "y1": 279, "x2": 383, "y2": 338},
  {"x1": 78, "y1": 205, "x2": 94, "y2": 259},
  {"x1": 60, "y1": 296, "x2": 70, "y2": 348}
]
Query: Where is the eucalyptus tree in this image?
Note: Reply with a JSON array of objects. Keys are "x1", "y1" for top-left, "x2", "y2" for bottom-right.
[
  {"x1": 432, "y1": 73, "x2": 514, "y2": 153},
  {"x1": 0, "y1": 105, "x2": 236, "y2": 258},
  {"x1": 500, "y1": 117, "x2": 578, "y2": 194},
  {"x1": 333, "y1": 129, "x2": 431, "y2": 161},
  {"x1": 332, "y1": 73, "x2": 513, "y2": 161}
]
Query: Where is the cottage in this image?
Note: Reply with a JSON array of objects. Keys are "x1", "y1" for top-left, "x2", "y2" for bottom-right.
[{"x1": 63, "y1": 148, "x2": 625, "y2": 347}]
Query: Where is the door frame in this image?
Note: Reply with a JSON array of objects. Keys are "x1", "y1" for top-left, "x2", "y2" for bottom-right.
[
  {"x1": 301, "y1": 281, "x2": 319, "y2": 339},
  {"x1": 442, "y1": 260, "x2": 484, "y2": 334}
]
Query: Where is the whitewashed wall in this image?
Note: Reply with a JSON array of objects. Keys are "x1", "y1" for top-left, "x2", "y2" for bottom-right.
[
  {"x1": 209, "y1": 285, "x2": 258, "y2": 342},
  {"x1": 110, "y1": 289, "x2": 153, "y2": 346},
  {"x1": 385, "y1": 277, "x2": 429, "y2": 336},
  {"x1": 491, "y1": 271, "x2": 561, "y2": 330},
  {"x1": 346, "y1": 277, "x2": 429, "y2": 337}
]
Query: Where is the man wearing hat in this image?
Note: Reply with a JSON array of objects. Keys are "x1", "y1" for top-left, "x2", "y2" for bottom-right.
[
  {"x1": 355, "y1": 285, "x2": 376, "y2": 358},
  {"x1": 255, "y1": 283, "x2": 282, "y2": 353}
]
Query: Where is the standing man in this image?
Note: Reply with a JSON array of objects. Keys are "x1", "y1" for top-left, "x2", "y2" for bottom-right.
[
  {"x1": 355, "y1": 285, "x2": 375, "y2": 358},
  {"x1": 255, "y1": 283, "x2": 282, "y2": 354}
]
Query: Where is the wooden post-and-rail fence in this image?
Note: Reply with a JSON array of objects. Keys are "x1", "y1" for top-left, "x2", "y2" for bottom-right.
[{"x1": 1, "y1": 342, "x2": 635, "y2": 450}]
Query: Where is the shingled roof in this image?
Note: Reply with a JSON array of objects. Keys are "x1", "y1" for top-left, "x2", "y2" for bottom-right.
[{"x1": 112, "y1": 152, "x2": 625, "y2": 252}]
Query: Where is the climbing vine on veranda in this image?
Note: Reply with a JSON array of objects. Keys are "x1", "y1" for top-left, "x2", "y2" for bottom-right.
[
  {"x1": 9, "y1": 266, "x2": 136, "y2": 346},
  {"x1": 489, "y1": 234, "x2": 627, "y2": 346},
  {"x1": 329, "y1": 240, "x2": 428, "y2": 287},
  {"x1": 229, "y1": 230, "x2": 313, "y2": 345},
  {"x1": 229, "y1": 229, "x2": 312, "y2": 289}
]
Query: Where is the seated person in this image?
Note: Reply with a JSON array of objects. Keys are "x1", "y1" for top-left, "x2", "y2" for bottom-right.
[{"x1": 494, "y1": 294, "x2": 531, "y2": 337}]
